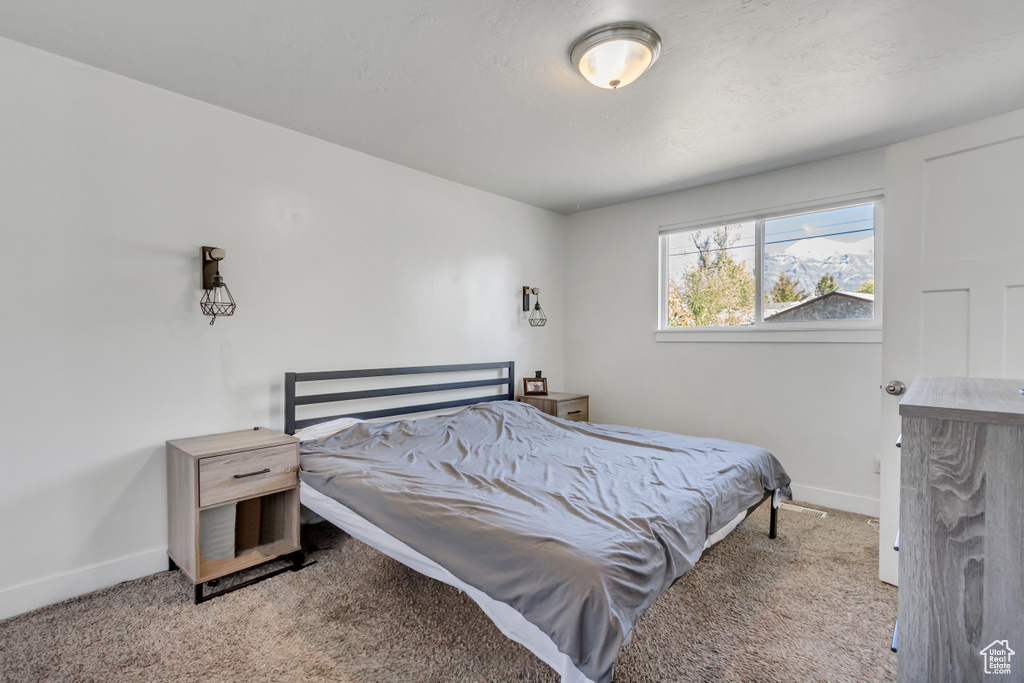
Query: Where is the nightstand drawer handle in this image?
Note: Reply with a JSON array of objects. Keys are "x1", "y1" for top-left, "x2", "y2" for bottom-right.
[
  {"x1": 233, "y1": 468, "x2": 271, "y2": 479},
  {"x1": 568, "y1": 410, "x2": 582, "y2": 415}
]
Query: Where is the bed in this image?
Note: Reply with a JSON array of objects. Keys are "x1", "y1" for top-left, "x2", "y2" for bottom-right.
[{"x1": 285, "y1": 362, "x2": 791, "y2": 683}]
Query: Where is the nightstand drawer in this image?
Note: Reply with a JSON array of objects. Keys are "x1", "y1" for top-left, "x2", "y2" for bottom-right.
[
  {"x1": 557, "y1": 398, "x2": 589, "y2": 421},
  {"x1": 199, "y1": 444, "x2": 298, "y2": 508}
]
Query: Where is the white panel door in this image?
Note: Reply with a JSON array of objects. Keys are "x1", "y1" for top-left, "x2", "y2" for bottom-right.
[{"x1": 879, "y1": 108, "x2": 1024, "y2": 585}]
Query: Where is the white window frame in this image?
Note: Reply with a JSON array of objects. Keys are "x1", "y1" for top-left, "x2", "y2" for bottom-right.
[{"x1": 657, "y1": 191, "x2": 884, "y2": 343}]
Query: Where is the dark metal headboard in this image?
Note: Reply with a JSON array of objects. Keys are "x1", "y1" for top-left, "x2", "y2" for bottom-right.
[{"x1": 284, "y1": 361, "x2": 515, "y2": 435}]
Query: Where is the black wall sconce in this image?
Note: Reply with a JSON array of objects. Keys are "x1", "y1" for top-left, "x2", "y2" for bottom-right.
[
  {"x1": 522, "y1": 286, "x2": 547, "y2": 327},
  {"x1": 200, "y1": 246, "x2": 236, "y2": 325}
]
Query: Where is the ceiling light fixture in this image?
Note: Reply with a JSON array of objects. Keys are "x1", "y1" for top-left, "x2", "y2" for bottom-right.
[{"x1": 570, "y1": 23, "x2": 662, "y2": 90}]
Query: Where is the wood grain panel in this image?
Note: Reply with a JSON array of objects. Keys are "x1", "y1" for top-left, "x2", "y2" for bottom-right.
[
  {"x1": 234, "y1": 497, "x2": 262, "y2": 555},
  {"x1": 199, "y1": 444, "x2": 298, "y2": 508},
  {"x1": 899, "y1": 385, "x2": 1024, "y2": 682},
  {"x1": 899, "y1": 415, "x2": 932, "y2": 682},
  {"x1": 259, "y1": 490, "x2": 287, "y2": 546},
  {"x1": 926, "y1": 419, "x2": 985, "y2": 682},
  {"x1": 168, "y1": 427, "x2": 297, "y2": 459},
  {"x1": 556, "y1": 398, "x2": 589, "y2": 421},
  {"x1": 517, "y1": 392, "x2": 589, "y2": 420},
  {"x1": 981, "y1": 425, "x2": 1024, "y2": 659},
  {"x1": 198, "y1": 537, "x2": 297, "y2": 584},
  {"x1": 900, "y1": 377, "x2": 1024, "y2": 426},
  {"x1": 166, "y1": 442, "x2": 198, "y2": 581}
]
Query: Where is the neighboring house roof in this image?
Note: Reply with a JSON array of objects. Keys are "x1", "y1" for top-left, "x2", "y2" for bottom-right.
[{"x1": 764, "y1": 290, "x2": 874, "y2": 322}]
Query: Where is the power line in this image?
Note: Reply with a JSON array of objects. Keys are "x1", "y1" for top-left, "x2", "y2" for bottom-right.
[
  {"x1": 668, "y1": 215, "x2": 871, "y2": 253},
  {"x1": 668, "y1": 214, "x2": 871, "y2": 249},
  {"x1": 668, "y1": 227, "x2": 873, "y2": 260},
  {"x1": 764, "y1": 216, "x2": 873, "y2": 241},
  {"x1": 766, "y1": 226, "x2": 873, "y2": 248}
]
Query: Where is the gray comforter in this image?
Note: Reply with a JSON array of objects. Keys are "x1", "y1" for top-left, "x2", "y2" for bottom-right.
[{"x1": 299, "y1": 400, "x2": 791, "y2": 683}]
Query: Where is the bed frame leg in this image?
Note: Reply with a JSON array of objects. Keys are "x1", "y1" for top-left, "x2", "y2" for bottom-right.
[{"x1": 769, "y1": 502, "x2": 778, "y2": 539}]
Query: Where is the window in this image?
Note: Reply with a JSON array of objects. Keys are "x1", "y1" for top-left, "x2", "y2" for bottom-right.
[{"x1": 661, "y1": 201, "x2": 879, "y2": 332}]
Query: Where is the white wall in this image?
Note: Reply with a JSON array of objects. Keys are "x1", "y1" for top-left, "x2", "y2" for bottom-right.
[
  {"x1": 564, "y1": 150, "x2": 885, "y2": 515},
  {"x1": 0, "y1": 37, "x2": 566, "y2": 619}
]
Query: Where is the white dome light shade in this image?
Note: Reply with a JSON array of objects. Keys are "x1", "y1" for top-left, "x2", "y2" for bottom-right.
[{"x1": 570, "y1": 23, "x2": 662, "y2": 90}]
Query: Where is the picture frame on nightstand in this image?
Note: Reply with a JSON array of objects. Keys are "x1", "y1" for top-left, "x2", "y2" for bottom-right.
[{"x1": 523, "y1": 377, "x2": 548, "y2": 395}]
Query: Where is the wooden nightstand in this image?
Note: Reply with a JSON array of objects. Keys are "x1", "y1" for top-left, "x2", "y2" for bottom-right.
[
  {"x1": 166, "y1": 427, "x2": 305, "y2": 603},
  {"x1": 517, "y1": 392, "x2": 589, "y2": 422}
]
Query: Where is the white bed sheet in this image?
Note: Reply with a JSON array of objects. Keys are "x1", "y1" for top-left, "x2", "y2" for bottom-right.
[{"x1": 300, "y1": 480, "x2": 760, "y2": 683}]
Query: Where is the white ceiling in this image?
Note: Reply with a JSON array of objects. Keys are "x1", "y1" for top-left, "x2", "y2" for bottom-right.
[{"x1": 3, "y1": 1, "x2": 1024, "y2": 214}]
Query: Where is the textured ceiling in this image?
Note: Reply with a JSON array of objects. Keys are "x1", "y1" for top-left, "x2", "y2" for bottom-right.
[{"x1": 2, "y1": 1, "x2": 1024, "y2": 214}]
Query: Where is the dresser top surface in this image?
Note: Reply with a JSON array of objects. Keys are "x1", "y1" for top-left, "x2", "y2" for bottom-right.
[
  {"x1": 167, "y1": 427, "x2": 298, "y2": 458},
  {"x1": 517, "y1": 392, "x2": 588, "y2": 402},
  {"x1": 900, "y1": 377, "x2": 1024, "y2": 425}
]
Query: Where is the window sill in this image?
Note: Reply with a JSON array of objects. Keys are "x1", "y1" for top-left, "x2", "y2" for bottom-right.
[{"x1": 655, "y1": 327, "x2": 882, "y2": 344}]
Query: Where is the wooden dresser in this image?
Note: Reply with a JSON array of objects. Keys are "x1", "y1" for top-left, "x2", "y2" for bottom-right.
[
  {"x1": 897, "y1": 377, "x2": 1024, "y2": 682},
  {"x1": 517, "y1": 392, "x2": 589, "y2": 422}
]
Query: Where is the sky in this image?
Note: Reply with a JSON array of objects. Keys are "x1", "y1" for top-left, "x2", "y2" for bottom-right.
[
  {"x1": 667, "y1": 203, "x2": 875, "y2": 282},
  {"x1": 765, "y1": 203, "x2": 875, "y2": 253}
]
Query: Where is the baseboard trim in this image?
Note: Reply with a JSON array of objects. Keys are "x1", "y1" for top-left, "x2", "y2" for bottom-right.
[
  {"x1": 789, "y1": 484, "x2": 880, "y2": 517},
  {"x1": 0, "y1": 547, "x2": 167, "y2": 621}
]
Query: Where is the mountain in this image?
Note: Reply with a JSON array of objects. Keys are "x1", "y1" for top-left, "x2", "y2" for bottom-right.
[{"x1": 765, "y1": 236, "x2": 874, "y2": 295}]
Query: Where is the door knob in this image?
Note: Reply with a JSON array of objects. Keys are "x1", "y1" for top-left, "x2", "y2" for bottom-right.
[{"x1": 882, "y1": 380, "x2": 906, "y2": 396}]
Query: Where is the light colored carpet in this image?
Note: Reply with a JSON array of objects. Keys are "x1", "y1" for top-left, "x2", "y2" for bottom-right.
[{"x1": 0, "y1": 503, "x2": 896, "y2": 682}]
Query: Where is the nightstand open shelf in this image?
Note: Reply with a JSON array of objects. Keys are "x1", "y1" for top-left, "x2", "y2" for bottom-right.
[
  {"x1": 193, "y1": 488, "x2": 299, "y2": 584},
  {"x1": 167, "y1": 427, "x2": 307, "y2": 603}
]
